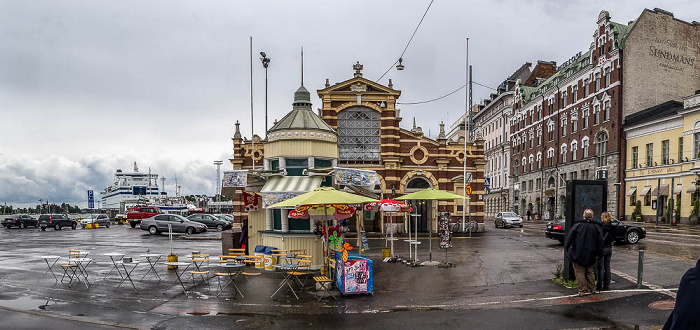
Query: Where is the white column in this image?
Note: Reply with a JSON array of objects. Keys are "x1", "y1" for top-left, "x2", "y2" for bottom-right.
[
  {"x1": 279, "y1": 157, "x2": 286, "y2": 170},
  {"x1": 332, "y1": 159, "x2": 338, "y2": 168},
  {"x1": 281, "y1": 209, "x2": 289, "y2": 232},
  {"x1": 309, "y1": 218, "x2": 314, "y2": 233},
  {"x1": 265, "y1": 209, "x2": 273, "y2": 231},
  {"x1": 264, "y1": 159, "x2": 270, "y2": 171},
  {"x1": 308, "y1": 157, "x2": 315, "y2": 169}
]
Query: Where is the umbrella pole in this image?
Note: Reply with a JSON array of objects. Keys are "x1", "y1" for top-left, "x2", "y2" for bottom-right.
[{"x1": 429, "y1": 205, "x2": 432, "y2": 263}]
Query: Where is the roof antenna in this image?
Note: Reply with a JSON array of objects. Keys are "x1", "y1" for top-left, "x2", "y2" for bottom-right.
[{"x1": 301, "y1": 47, "x2": 304, "y2": 86}]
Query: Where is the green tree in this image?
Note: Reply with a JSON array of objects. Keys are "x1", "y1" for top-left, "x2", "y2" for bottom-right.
[{"x1": 675, "y1": 198, "x2": 681, "y2": 223}]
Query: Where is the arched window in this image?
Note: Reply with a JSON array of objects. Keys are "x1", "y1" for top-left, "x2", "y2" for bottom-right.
[
  {"x1": 338, "y1": 107, "x2": 380, "y2": 160},
  {"x1": 407, "y1": 177, "x2": 431, "y2": 190},
  {"x1": 561, "y1": 143, "x2": 568, "y2": 163},
  {"x1": 571, "y1": 140, "x2": 578, "y2": 161},
  {"x1": 596, "y1": 131, "x2": 608, "y2": 167}
]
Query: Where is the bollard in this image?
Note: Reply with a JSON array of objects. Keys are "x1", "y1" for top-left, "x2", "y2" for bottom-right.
[{"x1": 637, "y1": 250, "x2": 644, "y2": 288}]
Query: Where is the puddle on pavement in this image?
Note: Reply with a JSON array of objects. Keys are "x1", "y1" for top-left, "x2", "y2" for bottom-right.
[{"x1": 0, "y1": 296, "x2": 63, "y2": 311}]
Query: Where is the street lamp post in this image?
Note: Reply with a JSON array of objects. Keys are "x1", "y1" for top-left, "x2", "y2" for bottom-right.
[{"x1": 260, "y1": 52, "x2": 270, "y2": 135}]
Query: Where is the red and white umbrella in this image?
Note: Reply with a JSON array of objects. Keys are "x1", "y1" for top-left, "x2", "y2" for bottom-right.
[
  {"x1": 289, "y1": 203, "x2": 356, "y2": 220},
  {"x1": 365, "y1": 199, "x2": 412, "y2": 213}
]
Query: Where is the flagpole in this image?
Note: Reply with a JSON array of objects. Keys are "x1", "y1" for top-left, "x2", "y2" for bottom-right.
[
  {"x1": 462, "y1": 37, "x2": 468, "y2": 233},
  {"x1": 250, "y1": 36, "x2": 255, "y2": 171}
]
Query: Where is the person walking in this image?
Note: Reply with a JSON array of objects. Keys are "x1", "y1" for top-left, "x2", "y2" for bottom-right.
[
  {"x1": 596, "y1": 212, "x2": 614, "y2": 291},
  {"x1": 663, "y1": 258, "x2": 700, "y2": 329},
  {"x1": 565, "y1": 209, "x2": 604, "y2": 296}
]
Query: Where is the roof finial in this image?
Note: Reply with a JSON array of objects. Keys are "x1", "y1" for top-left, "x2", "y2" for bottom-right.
[
  {"x1": 353, "y1": 61, "x2": 363, "y2": 78},
  {"x1": 234, "y1": 120, "x2": 241, "y2": 139}
]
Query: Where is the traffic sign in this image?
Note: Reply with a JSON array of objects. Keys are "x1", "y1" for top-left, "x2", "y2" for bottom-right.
[
  {"x1": 465, "y1": 184, "x2": 472, "y2": 195},
  {"x1": 87, "y1": 190, "x2": 94, "y2": 209}
]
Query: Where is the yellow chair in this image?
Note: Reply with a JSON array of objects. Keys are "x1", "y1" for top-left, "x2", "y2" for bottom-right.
[{"x1": 189, "y1": 254, "x2": 210, "y2": 292}]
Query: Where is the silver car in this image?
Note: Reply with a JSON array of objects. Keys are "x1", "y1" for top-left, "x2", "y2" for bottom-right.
[
  {"x1": 80, "y1": 214, "x2": 111, "y2": 228},
  {"x1": 494, "y1": 212, "x2": 523, "y2": 228},
  {"x1": 140, "y1": 214, "x2": 207, "y2": 235}
]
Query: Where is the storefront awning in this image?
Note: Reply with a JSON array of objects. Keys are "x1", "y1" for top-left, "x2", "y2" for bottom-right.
[
  {"x1": 674, "y1": 184, "x2": 683, "y2": 195},
  {"x1": 625, "y1": 186, "x2": 637, "y2": 196},
  {"x1": 261, "y1": 176, "x2": 324, "y2": 208},
  {"x1": 651, "y1": 184, "x2": 669, "y2": 196},
  {"x1": 638, "y1": 186, "x2": 652, "y2": 196},
  {"x1": 687, "y1": 182, "x2": 698, "y2": 193}
]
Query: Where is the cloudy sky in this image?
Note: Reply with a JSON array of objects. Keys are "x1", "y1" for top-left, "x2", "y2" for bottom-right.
[{"x1": 1, "y1": 0, "x2": 698, "y2": 208}]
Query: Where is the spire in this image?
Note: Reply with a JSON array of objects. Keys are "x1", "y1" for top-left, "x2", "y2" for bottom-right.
[
  {"x1": 301, "y1": 47, "x2": 304, "y2": 86},
  {"x1": 234, "y1": 120, "x2": 241, "y2": 139},
  {"x1": 413, "y1": 117, "x2": 416, "y2": 129}
]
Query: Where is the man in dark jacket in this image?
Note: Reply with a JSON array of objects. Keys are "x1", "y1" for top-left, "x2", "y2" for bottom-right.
[
  {"x1": 663, "y1": 258, "x2": 700, "y2": 329},
  {"x1": 565, "y1": 209, "x2": 604, "y2": 296}
]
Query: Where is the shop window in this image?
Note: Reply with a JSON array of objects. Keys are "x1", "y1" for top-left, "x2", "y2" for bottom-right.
[
  {"x1": 644, "y1": 192, "x2": 651, "y2": 206},
  {"x1": 315, "y1": 159, "x2": 333, "y2": 168},
  {"x1": 629, "y1": 194, "x2": 637, "y2": 206}
]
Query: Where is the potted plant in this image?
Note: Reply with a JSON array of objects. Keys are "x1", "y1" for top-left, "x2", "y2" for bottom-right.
[
  {"x1": 690, "y1": 200, "x2": 700, "y2": 225},
  {"x1": 632, "y1": 200, "x2": 642, "y2": 222}
]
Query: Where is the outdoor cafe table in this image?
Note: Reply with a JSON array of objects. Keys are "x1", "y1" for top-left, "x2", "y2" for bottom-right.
[
  {"x1": 70, "y1": 257, "x2": 93, "y2": 289},
  {"x1": 270, "y1": 264, "x2": 300, "y2": 300},
  {"x1": 102, "y1": 252, "x2": 125, "y2": 280},
  {"x1": 40, "y1": 255, "x2": 61, "y2": 282},
  {"x1": 216, "y1": 263, "x2": 245, "y2": 297},
  {"x1": 163, "y1": 261, "x2": 191, "y2": 296},
  {"x1": 114, "y1": 260, "x2": 139, "y2": 292},
  {"x1": 139, "y1": 253, "x2": 163, "y2": 282}
]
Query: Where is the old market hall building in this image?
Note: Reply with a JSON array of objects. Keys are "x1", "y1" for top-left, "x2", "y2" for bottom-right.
[
  {"x1": 510, "y1": 8, "x2": 700, "y2": 221},
  {"x1": 229, "y1": 63, "x2": 485, "y2": 234}
]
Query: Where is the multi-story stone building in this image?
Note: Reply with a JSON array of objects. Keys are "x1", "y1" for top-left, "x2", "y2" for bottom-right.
[
  {"x1": 472, "y1": 63, "x2": 531, "y2": 219},
  {"x1": 510, "y1": 8, "x2": 700, "y2": 220},
  {"x1": 230, "y1": 63, "x2": 486, "y2": 233}
]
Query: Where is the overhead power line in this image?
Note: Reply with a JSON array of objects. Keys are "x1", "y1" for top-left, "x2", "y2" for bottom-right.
[
  {"x1": 397, "y1": 81, "x2": 497, "y2": 105},
  {"x1": 377, "y1": 0, "x2": 435, "y2": 82}
]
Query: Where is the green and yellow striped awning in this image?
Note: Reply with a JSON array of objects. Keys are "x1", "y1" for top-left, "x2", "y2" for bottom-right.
[{"x1": 261, "y1": 176, "x2": 323, "y2": 193}]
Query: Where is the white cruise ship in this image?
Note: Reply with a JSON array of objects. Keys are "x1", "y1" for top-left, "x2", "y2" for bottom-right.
[{"x1": 101, "y1": 163, "x2": 160, "y2": 212}]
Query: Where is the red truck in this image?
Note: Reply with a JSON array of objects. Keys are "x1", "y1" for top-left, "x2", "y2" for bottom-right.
[{"x1": 127, "y1": 206, "x2": 163, "y2": 228}]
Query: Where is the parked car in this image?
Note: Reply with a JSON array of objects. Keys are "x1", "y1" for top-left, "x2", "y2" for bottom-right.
[
  {"x1": 494, "y1": 212, "x2": 523, "y2": 228},
  {"x1": 213, "y1": 214, "x2": 235, "y2": 225},
  {"x1": 2, "y1": 214, "x2": 38, "y2": 228},
  {"x1": 80, "y1": 214, "x2": 111, "y2": 228},
  {"x1": 127, "y1": 206, "x2": 163, "y2": 228},
  {"x1": 140, "y1": 214, "x2": 207, "y2": 235},
  {"x1": 38, "y1": 214, "x2": 78, "y2": 231},
  {"x1": 187, "y1": 214, "x2": 232, "y2": 231},
  {"x1": 545, "y1": 216, "x2": 646, "y2": 244}
]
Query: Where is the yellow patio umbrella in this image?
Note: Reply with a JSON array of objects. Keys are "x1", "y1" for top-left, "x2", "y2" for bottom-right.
[
  {"x1": 268, "y1": 187, "x2": 379, "y2": 274},
  {"x1": 395, "y1": 188, "x2": 469, "y2": 264}
]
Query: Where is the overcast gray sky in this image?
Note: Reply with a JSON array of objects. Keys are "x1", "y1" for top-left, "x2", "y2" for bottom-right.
[{"x1": 1, "y1": 0, "x2": 698, "y2": 208}]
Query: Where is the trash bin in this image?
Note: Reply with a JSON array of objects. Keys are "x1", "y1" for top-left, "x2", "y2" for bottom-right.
[
  {"x1": 254, "y1": 245, "x2": 267, "y2": 269},
  {"x1": 263, "y1": 246, "x2": 277, "y2": 270}
]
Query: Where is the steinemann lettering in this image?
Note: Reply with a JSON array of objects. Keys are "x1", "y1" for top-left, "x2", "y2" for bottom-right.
[{"x1": 649, "y1": 46, "x2": 696, "y2": 67}]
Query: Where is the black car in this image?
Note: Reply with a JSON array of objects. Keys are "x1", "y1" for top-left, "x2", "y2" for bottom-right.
[
  {"x1": 186, "y1": 214, "x2": 232, "y2": 231},
  {"x1": 2, "y1": 214, "x2": 38, "y2": 228},
  {"x1": 38, "y1": 214, "x2": 78, "y2": 231},
  {"x1": 545, "y1": 217, "x2": 646, "y2": 244}
]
